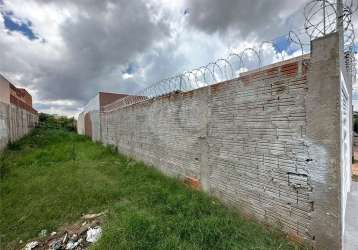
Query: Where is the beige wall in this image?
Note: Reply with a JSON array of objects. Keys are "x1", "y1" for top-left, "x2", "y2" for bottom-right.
[{"x1": 0, "y1": 75, "x2": 10, "y2": 104}]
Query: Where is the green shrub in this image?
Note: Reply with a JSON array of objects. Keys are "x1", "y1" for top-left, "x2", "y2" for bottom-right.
[{"x1": 38, "y1": 113, "x2": 76, "y2": 131}]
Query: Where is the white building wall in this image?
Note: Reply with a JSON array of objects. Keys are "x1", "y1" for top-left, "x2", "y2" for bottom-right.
[
  {"x1": 77, "y1": 94, "x2": 100, "y2": 140},
  {"x1": 77, "y1": 112, "x2": 85, "y2": 135}
]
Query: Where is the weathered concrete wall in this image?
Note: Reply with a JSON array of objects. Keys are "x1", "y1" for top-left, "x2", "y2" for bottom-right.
[
  {"x1": 89, "y1": 110, "x2": 101, "y2": 142},
  {"x1": 306, "y1": 33, "x2": 344, "y2": 249},
  {"x1": 77, "y1": 94, "x2": 100, "y2": 141},
  {"x1": 340, "y1": 71, "x2": 352, "y2": 241},
  {"x1": 101, "y1": 86, "x2": 209, "y2": 178},
  {"x1": 101, "y1": 58, "x2": 315, "y2": 242},
  {"x1": 100, "y1": 33, "x2": 347, "y2": 248},
  {"x1": 77, "y1": 112, "x2": 85, "y2": 135},
  {"x1": 78, "y1": 111, "x2": 101, "y2": 142},
  {"x1": 0, "y1": 102, "x2": 9, "y2": 150},
  {"x1": 0, "y1": 101, "x2": 38, "y2": 151},
  {"x1": 78, "y1": 93, "x2": 127, "y2": 141},
  {"x1": 8, "y1": 104, "x2": 38, "y2": 142},
  {"x1": 84, "y1": 112, "x2": 92, "y2": 138}
]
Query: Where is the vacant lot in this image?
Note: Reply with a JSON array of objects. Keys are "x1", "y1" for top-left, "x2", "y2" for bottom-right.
[{"x1": 0, "y1": 128, "x2": 302, "y2": 249}]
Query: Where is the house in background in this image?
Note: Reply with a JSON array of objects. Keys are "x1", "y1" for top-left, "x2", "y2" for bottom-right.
[
  {"x1": 77, "y1": 92, "x2": 127, "y2": 141},
  {"x1": 0, "y1": 74, "x2": 37, "y2": 113},
  {"x1": 0, "y1": 74, "x2": 38, "y2": 150}
]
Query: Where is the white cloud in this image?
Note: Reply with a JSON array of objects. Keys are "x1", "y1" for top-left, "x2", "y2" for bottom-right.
[
  {"x1": 2, "y1": 0, "x2": 70, "y2": 47},
  {"x1": 122, "y1": 73, "x2": 133, "y2": 80}
]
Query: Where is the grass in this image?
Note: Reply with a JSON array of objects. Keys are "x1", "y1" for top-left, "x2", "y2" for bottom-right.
[
  {"x1": 0, "y1": 127, "x2": 303, "y2": 250},
  {"x1": 353, "y1": 174, "x2": 358, "y2": 182}
]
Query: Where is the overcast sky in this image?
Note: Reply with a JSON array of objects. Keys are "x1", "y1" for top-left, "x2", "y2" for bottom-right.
[{"x1": 0, "y1": 0, "x2": 357, "y2": 117}]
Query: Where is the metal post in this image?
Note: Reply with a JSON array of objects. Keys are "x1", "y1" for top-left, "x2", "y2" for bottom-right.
[
  {"x1": 336, "y1": 0, "x2": 343, "y2": 33},
  {"x1": 323, "y1": 0, "x2": 326, "y2": 35},
  {"x1": 179, "y1": 75, "x2": 182, "y2": 91}
]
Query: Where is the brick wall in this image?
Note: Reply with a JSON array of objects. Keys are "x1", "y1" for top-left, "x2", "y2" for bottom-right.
[
  {"x1": 99, "y1": 92, "x2": 128, "y2": 111},
  {"x1": 99, "y1": 33, "x2": 348, "y2": 248},
  {"x1": 207, "y1": 60, "x2": 311, "y2": 240},
  {"x1": 101, "y1": 56, "x2": 313, "y2": 239},
  {"x1": 9, "y1": 83, "x2": 33, "y2": 108}
]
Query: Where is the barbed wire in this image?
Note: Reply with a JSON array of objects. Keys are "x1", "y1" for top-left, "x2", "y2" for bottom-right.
[
  {"x1": 102, "y1": 31, "x2": 309, "y2": 112},
  {"x1": 343, "y1": 0, "x2": 358, "y2": 83},
  {"x1": 101, "y1": 0, "x2": 357, "y2": 113},
  {"x1": 304, "y1": 0, "x2": 357, "y2": 74}
]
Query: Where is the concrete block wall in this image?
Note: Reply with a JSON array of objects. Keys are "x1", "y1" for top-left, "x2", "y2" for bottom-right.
[
  {"x1": 89, "y1": 110, "x2": 101, "y2": 142},
  {"x1": 78, "y1": 93, "x2": 128, "y2": 141},
  {"x1": 81, "y1": 111, "x2": 101, "y2": 142},
  {"x1": 206, "y1": 60, "x2": 312, "y2": 241},
  {"x1": 101, "y1": 58, "x2": 313, "y2": 241},
  {"x1": 100, "y1": 33, "x2": 348, "y2": 248},
  {"x1": 77, "y1": 112, "x2": 85, "y2": 135},
  {"x1": 0, "y1": 102, "x2": 9, "y2": 150},
  {"x1": 8, "y1": 104, "x2": 38, "y2": 142},
  {"x1": 0, "y1": 101, "x2": 38, "y2": 151},
  {"x1": 101, "y1": 87, "x2": 207, "y2": 178}
]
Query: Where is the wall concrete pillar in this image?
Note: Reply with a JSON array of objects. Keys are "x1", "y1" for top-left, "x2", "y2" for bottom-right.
[
  {"x1": 306, "y1": 32, "x2": 342, "y2": 249},
  {"x1": 199, "y1": 87, "x2": 211, "y2": 192}
]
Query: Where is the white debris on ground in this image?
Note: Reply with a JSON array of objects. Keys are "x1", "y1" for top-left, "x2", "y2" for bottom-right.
[
  {"x1": 21, "y1": 211, "x2": 105, "y2": 250},
  {"x1": 85, "y1": 227, "x2": 102, "y2": 243},
  {"x1": 24, "y1": 241, "x2": 39, "y2": 250}
]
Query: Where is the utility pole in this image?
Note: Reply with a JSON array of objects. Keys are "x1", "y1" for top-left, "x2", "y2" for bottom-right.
[
  {"x1": 336, "y1": 0, "x2": 344, "y2": 35},
  {"x1": 179, "y1": 75, "x2": 182, "y2": 91},
  {"x1": 336, "y1": 0, "x2": 345, "y2": 72},
  {"x1": 323, "y1": 0, "x2": 326, "y2": 35}
]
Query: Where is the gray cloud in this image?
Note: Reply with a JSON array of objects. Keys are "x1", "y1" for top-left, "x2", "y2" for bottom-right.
[
  {"x1": 38, "y1": 0, "x2": 170, "y2": 102},
  {"x1": 0, "y1": 0, "x2": 170, "y2": 105},
  {"x1": 184, "y1": 0, "x2": 308, "y2": 39}
]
